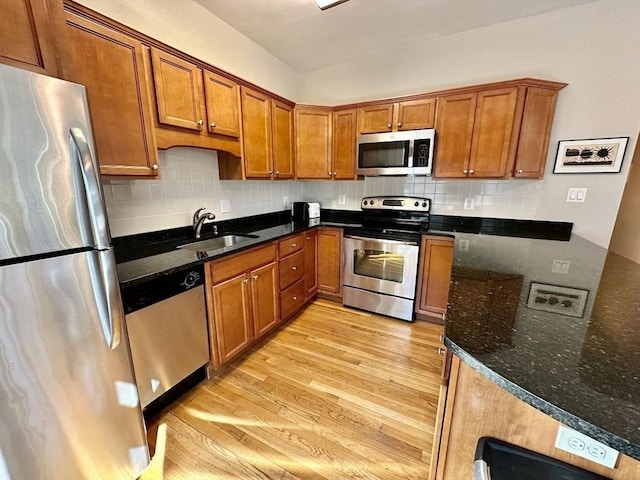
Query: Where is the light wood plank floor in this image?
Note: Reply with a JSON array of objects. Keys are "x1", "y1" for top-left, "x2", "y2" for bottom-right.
[{"x1": 143, "y1": 299, "x2": 445, "y2": 479}]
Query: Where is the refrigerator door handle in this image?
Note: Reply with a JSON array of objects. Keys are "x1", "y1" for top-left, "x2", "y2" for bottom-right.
[
  {"x1": 70, "y1": 127, "x2": 110, "y2": 250},
  {"x1": 87, "y1": 249, "x2": 122, "y2": 350}
]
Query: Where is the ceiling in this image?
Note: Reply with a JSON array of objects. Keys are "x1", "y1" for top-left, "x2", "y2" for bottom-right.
[{"x1": 194, "y1": 0, "x2": 598, "y2": 73}]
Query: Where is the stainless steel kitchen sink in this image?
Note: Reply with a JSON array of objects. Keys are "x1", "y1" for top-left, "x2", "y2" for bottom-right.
[{"x1": 177, "y1": 234, "x2": 259, "y2": 252}]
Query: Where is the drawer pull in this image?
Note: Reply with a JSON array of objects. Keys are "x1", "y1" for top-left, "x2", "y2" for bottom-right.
[
  {"x1": 437, "y1": 347, "x2": 446, "y2": 355},
  {"x1": 292, "y1": 296, "x2": 297, "y2": 301},
  {"x1": 291, "y1": 243, "x2": 297, "y2": 248},
  {"x1": 252, "y1": 275, "x2": 258, "y2": 280},
  {"x1": 306, "y1": 236, "x2": 310, "y2": 240},
  {"x1": 439, "y1": 334, "x2": 444, "y2": 342},
  {"x1": 243, "y1": 278, "x2": 249, "y2": 284},
  {"x1": 292, "y1": 266, "x2": 297, "y2": 271}
]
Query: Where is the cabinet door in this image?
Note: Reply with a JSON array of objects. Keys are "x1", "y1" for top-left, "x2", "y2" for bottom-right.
[
  {"x1": 357, "y1": 104, "x2": 394, "y2": 134},
  {"x1": 397, "y1": 99, "x2": 436, "y2": 131},
  {"x1": 416, "y1": 236, "x2": 454, "y2": 319},
  {"x1": 332, "y1": 109, "x2": 357, "y2": 180},
  {"x1": 151, "y1": 48, "x2": 204, "y2": 131},
  {"x1": 468, "y1": 87, "x2": 519, "y2": 178},
  {"x1": 271, "y1": 99, "x2": 295, "y2": 179},
  {"x1": 305, "y1": 229, "x2": 318, "y2": 300},
  {"x1": 513, "y1": 87, "x2": 558, "y2": 178},
  {"x1": 203, "y1": 70, "x2": 240, "y2": 138},
  {"x1": 212, "y1": 273, "x2": 253, "y2": 365},
  {"x1": 241, "y1": 86, "x2": 273, "y2": 178},
  {"x1": 1, "y1": 0, "x2": 63, "y2": 76},
  {"x1": 295, "y1": 106, "x2": 332, "y2": 179},
  {"x1": 434, "y1": 93, "x2": 477, "y2": 178},
  {"x1": 251, "y1": 262, "x2": 279, "y2": 338},
  {"x1": 317, "y1": 227, "x2": 342, "y2": 295},
  {"x1": 65, "y1": 14, "x2": 159, "y2": 177}
]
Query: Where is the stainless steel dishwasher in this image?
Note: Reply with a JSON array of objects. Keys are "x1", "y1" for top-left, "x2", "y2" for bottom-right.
[{"x1": 121, "y1": 265, "x2": 209, "y2": 408}]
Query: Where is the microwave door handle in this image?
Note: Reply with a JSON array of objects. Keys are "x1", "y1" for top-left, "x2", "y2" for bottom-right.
[
  {"x1": 70, "y1": 127, "x2": 110, "y2": 250},
  {"x1": 407, "y1": 138, "x2": 415, "y2": 168},
  {"x1": 344, "y1": 235, "x2": 418, "y2": 246}
]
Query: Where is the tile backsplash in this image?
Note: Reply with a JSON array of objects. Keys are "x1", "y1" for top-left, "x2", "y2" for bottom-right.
[{"x1": 103, "y1": 147, "x2": 542, "y2": 237}]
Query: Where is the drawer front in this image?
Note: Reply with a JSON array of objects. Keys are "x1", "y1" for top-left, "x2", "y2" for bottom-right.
[
  {"x1": 278, "y1": 233, "x2": 305, "y2": 258},
  {"x1": 279, "y1": 249, "x2": 305, "y2": 290},
  {"x1": 280, "y1": 279, "x2": 306, "y2": 320},
  {"x1": 210, "y1": 243, "x2": 276, "y2": 284}
]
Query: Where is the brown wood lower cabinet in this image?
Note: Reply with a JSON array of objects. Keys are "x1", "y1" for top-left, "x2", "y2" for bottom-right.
[
  {"x1": 207, "y1": 243, "x2": 278, "y2": 368},
  {"x1": 416, "y1": 235, "x2": 454, "y2": 322},
  {"x1": 432, "y1": 357, "x2": 640, "y2": 479},
  {"x1": 317, "y1": 227, "x2": 343, "y2": 298},
  {"x1": 278, "y1": 233, "x2": 308, "y2": 321}
]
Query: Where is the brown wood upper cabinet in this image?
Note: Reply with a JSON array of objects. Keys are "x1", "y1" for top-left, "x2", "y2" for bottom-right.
[
  {"x1": 2, "y1": 0, "x2": 68, "y2": 77},
  {"x1": 227, "y1": 86, "x2": 294, "y2": 180},
  {"x1": 295, "y1": 106, "x2": 356, "y2": 180},
  {"x1": 435, "y1": 80, "x2": 563, "y2": 179},
  {"x1": 149, "y1": 48, "x2": 242, "y2": 156},
  {"x1": 416, "y1": 235, "x2": 454, "y2": 322},
  {"x1": 357, "y1": 98, "x2": 436, "y2": 134},
  {"x1": 64, "y1": 12, "x2": 159, "y2": 177}
]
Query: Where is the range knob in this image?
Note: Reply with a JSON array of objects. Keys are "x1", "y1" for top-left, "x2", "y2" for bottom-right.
[
  {"x1": 363, "y1": 200, "x2": 368, "y2": 205},
  {"x1": 422, "y1": 202, "x2": 428, "y2": 208},
  {"x1": 370, "y1": 200, "x2": 375, "y2": 205},
  {"x1": 414, "y1": 201, "x2": 419, "y2": 207}
]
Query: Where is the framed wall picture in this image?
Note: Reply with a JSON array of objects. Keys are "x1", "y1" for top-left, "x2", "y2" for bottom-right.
[
  {"x1": 526, "y1": 282, "x2": 589, "y2": 318},
  {"x1": 553, "y1": 137, "x2": 629, "y2": 174}
]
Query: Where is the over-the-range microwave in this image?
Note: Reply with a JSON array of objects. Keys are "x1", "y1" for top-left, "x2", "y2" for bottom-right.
[{"x1": 356, "y1": 129, "x2": 435, "y2": 176}]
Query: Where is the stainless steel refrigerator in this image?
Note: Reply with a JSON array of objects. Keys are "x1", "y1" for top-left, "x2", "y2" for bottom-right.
[{"x1": 0, "y1": 64, "x2": 150, "y2": 478}]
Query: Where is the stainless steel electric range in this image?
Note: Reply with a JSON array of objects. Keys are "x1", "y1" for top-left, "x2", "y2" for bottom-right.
[{"x1": 342, "y1": 196, "x2": 431, "y2": 321}]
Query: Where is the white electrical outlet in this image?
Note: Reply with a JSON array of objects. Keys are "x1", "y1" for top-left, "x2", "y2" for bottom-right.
[
  {"x1": 566, "y1": 188, "x2": 587, "y2": 203},
  {"x1": 555, "y1": 425, "x2": 618, "y2": 468},
  {"x1": 283, "y1": 196, "x2": 288, "y2": 207},
  {"x1": 458, "y1": 239, "x2": 470, "y2": 251},
  {"x1": 338, "y1": 194, "x2": 346, "y2": 205},
  {"x1": 552, "y1": 259, "x2": 570, "y2": 274},
  {"x1": 220, "y1": 199, "x2": 231, "y2": 213},
  {"x1": 463, "y1": 197, "x2": 475, "y2": 210}
]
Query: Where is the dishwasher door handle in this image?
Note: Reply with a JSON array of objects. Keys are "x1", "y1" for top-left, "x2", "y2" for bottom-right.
[{"x1": 344, "y1": 235, "x2": 418, "y2": 246}]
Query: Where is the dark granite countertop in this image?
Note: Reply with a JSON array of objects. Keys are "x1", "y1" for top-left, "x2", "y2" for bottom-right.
[{"x1": 443, "y1": 232, "x2": 640, "y2": 461}]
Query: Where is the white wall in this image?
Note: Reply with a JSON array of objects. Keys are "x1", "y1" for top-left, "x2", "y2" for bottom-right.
[
  {"x1": 298, "y1": 0, "x2": 640, "y2": 247},
  {"x1": 75, "y1": 0, "x2": 300, "y2": 100}
]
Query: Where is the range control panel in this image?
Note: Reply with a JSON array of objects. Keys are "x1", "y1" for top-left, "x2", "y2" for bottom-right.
[{"x1": 361, "y1": 196, "x2": 431, "y2": 212}]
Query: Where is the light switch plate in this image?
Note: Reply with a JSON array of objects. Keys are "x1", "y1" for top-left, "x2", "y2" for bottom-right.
[
  {"x1": 220, "y1": 199, "x2": 231, "y2": 213},
  {"x1": 464, "y1": 197, "x2": 475, "y2": 210},
  {"x1": 338, "y1": 194, "x2": 346, "y2": 205},
  {"x1": 566, "y1": 188, "x2": 587, "y2": 203},
  {"x1": 552, "y1": 260, "x2": 570, "y2": 274},
  {"x1": 555, "y1": 425, "x2": 618, "y2": 468}
]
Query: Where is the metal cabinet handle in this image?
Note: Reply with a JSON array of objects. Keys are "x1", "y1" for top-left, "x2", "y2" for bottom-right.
[
  {"x1": 293, "y1": 296, "x2": 297, "y2": 301},
  {"x1": 469, "y1": 169, "x2": 475, "y2": 174},
  {"x1": 333, "y1": 171, "x2": 337, "y2": 176},
  {"x1": 292, "y1": 266, "x2": 297, "y2": 271},
  {"x1": 151, "y1": 163, "x2": 159, "y2": 170},
  {"x1": 292, "y1": 243, "x2": 297, "y2": 247},
  {"x1": 397, "y1": 122, "x2": 402, "y2": 128},
  {"x1": 275, "y1": 170, "x2": 279, "y2": 175},
  {"x1": 517, "y1": 169, "x2": 524, "y2": 174},
  {"x1": 252, "y1": 275, "x2": 258, "y2": 280},
  {"x1": 386, "y1": 123, "x2": 392, "y2": 128},
  {"x1": 463, "y1": 169, "x2": 468, "y2": 174},
  {"x1": 268, "y1": 170, "x2": 273, "y2": 175},
  {"x1": 210, "y1": 122, "x2": 216, "y2": 128},
  {"x1": 328, "y1": 171, "x2": 332, "y2": 176},
  {"x1": 197, "y1": 119, "x2": 203, "y2": 126},
  {"x1": 437, "y1": 347, "x2": 446, "y2": 355},
  {"x1": 442, "y1": 311, "x2": 448, "y2": 321},
  {"x1": 243, "y1": 278, "x2": 250, "y2": 284},
  {"x1": 306, "y1": 236, "x2": 311, "y2": 240}
]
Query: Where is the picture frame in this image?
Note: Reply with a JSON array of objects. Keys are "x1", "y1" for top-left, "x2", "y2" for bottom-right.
[
  {"x1": 553, "y1": 137, "x2": 629, "y2": 174},
  {"x1": 526, "y1": 282, "x2": 589, "y2": 318}
]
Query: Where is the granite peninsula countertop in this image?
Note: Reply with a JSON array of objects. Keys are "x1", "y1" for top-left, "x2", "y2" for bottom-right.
[{"x1": 443, "y1": 232, "x2": 640, "y2": 461}]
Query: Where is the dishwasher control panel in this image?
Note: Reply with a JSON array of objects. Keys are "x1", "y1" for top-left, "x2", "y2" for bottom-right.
[{"x1": 121, "y1": 265, "x2": 204, "y2": 314}]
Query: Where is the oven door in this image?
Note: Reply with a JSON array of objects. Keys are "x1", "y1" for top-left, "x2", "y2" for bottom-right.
[{"x1": 343, "y1": 235, "x2": 419, "y2": 299}]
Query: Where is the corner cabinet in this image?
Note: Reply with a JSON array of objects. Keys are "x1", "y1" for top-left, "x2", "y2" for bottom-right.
[
  {"x1": 434, "y1": 79, "x2": 565, "y2": 179},
  {"x1": 64, "y1": 11, "x2": 159, "y2": 177},
  {"x1": 2, "y1": 0, "x2": 68, "y2": 77},
  {"x1": 416, "y1": 236, "x2": 454, "y2": 322}
]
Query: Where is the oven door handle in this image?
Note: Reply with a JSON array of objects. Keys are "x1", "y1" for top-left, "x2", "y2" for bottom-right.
[{"x1": 344, "y1": 235, "x2": 418, "y2": 246}]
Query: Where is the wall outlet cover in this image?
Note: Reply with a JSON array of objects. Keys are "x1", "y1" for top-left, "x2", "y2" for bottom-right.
[
  {"x1": 220, "y1": 199, "x2": 231, "y2": 213},
  {"x1": 338, "y1": 194, "x2": 346, "y2": 205},
  {"x1": 566, "y1": 188, "x2": 587, "y2": 203},
  {"x1": 555, "y1": 425, "x2": 618, "y2": 468},
  {"x1": 283, "y1": 196, "x2": 289, "y2": 207},
  {"x1": 464, "y1": 197, "x2": 475, "y2": 210}
]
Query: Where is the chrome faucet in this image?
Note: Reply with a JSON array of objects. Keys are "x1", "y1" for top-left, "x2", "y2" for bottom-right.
[{"x1": 193, "y1": 208, "x2": 216, "y2": 240}]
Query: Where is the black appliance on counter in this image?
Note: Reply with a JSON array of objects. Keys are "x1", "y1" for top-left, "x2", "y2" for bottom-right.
[
  {"x1": 342, "y1": 196, "x2": 431, "y2": 321},
  {"x1": 292, "y1": 201, "x2": 321, "y2": 222}
]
